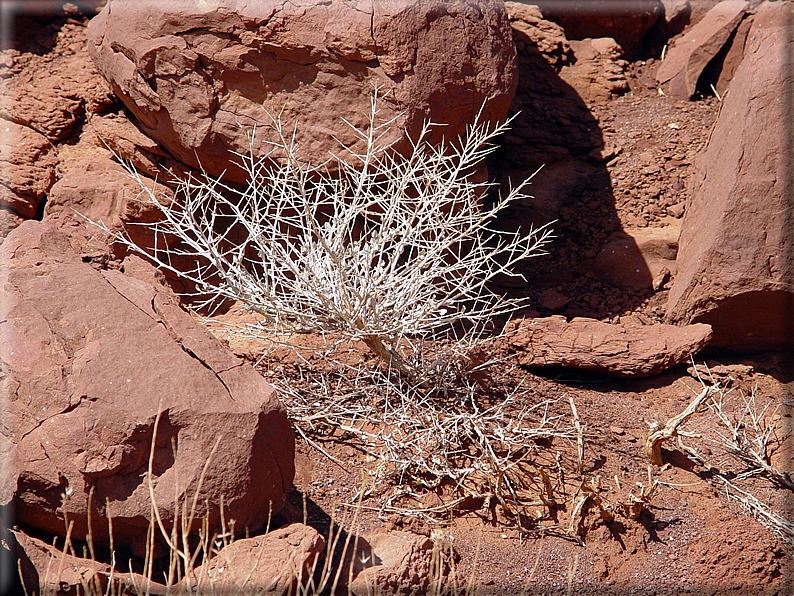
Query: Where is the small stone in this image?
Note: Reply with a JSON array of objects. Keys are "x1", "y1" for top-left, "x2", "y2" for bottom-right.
[
  {"x1": 539, "y1": 289, "x2": 572, "y2": 311},
  {"x1": 666, "y1": 202, "x2": 686, "y2": 218}
]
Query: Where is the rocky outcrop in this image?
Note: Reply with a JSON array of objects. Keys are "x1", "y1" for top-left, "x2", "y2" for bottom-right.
[
  {"x1": 0, "y1": 28, "x2": 115, "y2": 141},
  {"x1": 183, "y1": 524, "x2": 325, "y2": 595},
  {"x1": 0, "y1": 119, "x2": 57, "y2": 219},
  {"x1": 87, "y1": 0, "x2": 518, "y2": 183},
  {"x1": 501, "y1": 2, "x2": 602, "y2": 171},
  {"x1": 559, "y1": 37, "x2": 630, "y2": 104},
  {"x1": 507, "y1": 316, "x2": 712, "y2": 376},
  {"x1": 0, "y1": 15, "x2": 115, "y2": 233},
  {"x1": 666, "y1": 1, "x2": 794, "y2": 352},
  {"x1": 655, "y1": 0, "x2": 749, "y2": 99},
  {"x1": 0, "y1": 216, "x2": 295, "y2": 549},
  {"x1": 532, "y1": 0, "x2": 663, "y2": 58},
  {"x1": 349, "y1": 531, "x2": 456, "y2": 596}
]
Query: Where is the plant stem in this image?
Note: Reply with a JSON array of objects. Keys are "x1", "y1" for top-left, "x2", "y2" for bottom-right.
[{"x1": 361, "y1": 335, "x2": 424, "y2": 387}]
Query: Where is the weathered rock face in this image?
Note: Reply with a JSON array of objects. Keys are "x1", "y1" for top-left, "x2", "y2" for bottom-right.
[
  {"x1": 349, "y1": 531, "x2": 456, "y2": 596},
  {"x1": 0, "y1": 216, "x2": 295, "y2": 549},
  {"x1": 666, "y1": 1, "x2": 794, "y2": 352},
  {"x1": 183, "y1": 524, "x2": 325, "y2": 595},
  {"x1": 655, "y1": 0, "x2": 749, "y2": 99},
  {"x1": 0, "y1": 16, "x2": 115, "y2": 227},
  {"x1": 532, "y1": 0, "x2": 663, "y2": 58},
  {"x1": 501, "y1": 2, "x2": 602, "y2": 175},
  {"x1": 0, "y1": 119, "x2": 57, "y2": 219},
  {"x1": 506, "y1": 316, "x2": 712, "y2": 376},
  {"x1": 87, "y1": 0, "x2": 518, "y2": 183},
  {"x1": 559, "y1": 37, "x2": 629, "y2": 104}
]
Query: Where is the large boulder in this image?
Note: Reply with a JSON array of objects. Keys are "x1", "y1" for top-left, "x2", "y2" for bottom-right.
[
  {"x1": 0, "y1": 216, "x2": 295, "y2": 550},
  {"x1": 86, "y1": 0, "x2": 518, "y2": 183},
  {"x1": 655, "y1": 0, "x2": 749, "y2": 99},
  {"x1": 666, "y1": 1, "x2": 794, "y2": 352}
]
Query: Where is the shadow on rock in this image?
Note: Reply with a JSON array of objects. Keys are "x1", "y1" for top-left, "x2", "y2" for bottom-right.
[{"x1": 490, "y1": 5, "x2": 656, "y2": 321}]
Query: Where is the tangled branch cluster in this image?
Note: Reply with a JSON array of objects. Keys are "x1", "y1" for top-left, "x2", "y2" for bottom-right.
[{"x1": 99, "y1": 95, "x2": 551, "y2": 382}]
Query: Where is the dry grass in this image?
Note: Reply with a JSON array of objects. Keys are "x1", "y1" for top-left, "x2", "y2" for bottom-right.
[{"x1": 266, "y1": 335, "x2": 581, "y2": 535}]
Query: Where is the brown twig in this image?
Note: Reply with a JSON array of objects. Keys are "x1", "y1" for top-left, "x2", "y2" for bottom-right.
[{"x1": 645, "y1": 385, "x2": 717, "y2": 465}]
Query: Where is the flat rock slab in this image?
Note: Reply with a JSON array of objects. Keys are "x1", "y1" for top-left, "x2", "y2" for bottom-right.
[
  {"x1": 656, "y1": 0, "x2": 748, "y2": 98},
  {"x1": 87, "y1": 0, "x2": 517, "y2": 183},
  {"x1": 0, "y1": 216, "x2": 294, "y2": 549},
  {"x1": 666, "y1": 1, "x2": 794, "y2": 351},
  {"x1": 506, "y1": 316, "x2": 712, "y2": 377}
]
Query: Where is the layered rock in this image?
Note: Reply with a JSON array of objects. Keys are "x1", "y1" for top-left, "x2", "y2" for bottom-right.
[
  {"x1": 0, "y1": 14, "x2": 115, "y2": 233},
  {"x1": 0, "y1": 216, "x2": 294, "y2": 549},
  {"x1": 666, "y1": 1, "x2": 794, "y2": 352},
  {"x1": 504, "y1": 1, "x2": 603, "y2": 164},
  {"x1": 0, "y1": 120, "x2": 57, "y2": 219},
  {"x1": 507, "y1": 316, "x2": 712, "y2": 376},
  {"x1": 559, "y1": 37, "x2": 630, "y2": 104},
  {"x1": 87, "y1": 0, "x2": 517, "y2": 183}
]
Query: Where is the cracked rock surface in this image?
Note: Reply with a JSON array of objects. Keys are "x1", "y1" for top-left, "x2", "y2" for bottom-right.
[
  {"x1": 86, "y1": 0, "x2": 518, "y2": 183},
  {"x1": 506, "y1": 315, "x2": 712, "y2": 376},
  {"x1": 0, "y1": 215, "x2": 294, "y2": 550}
]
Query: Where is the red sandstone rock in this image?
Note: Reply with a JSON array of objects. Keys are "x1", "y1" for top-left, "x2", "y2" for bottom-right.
[
  {"x1": 349, "y1": 531, "x2": 457, "y2": 596},
  {"x1": 87, "y1": 0, "x2": 517, "y2": 183},
  {"x1": 713, "y1": 12, "x2": 753, "y2": 97},
  {"x1": 11, "y1": 528, "x2": 166, "y2": 596},
  {"x1": 559, "y1": 37, "x2": 630, "y2": 104},
  {"x1": 0, "y1": 119, "x2": 57, "y2": 218},
  {"x1": 666, "y1": 1, "x2": 794, "y2": 352},
  {"x1": 658, "y1": 0, "x2": 692, "y2": 38},
  {"x1": 506, "y1": 316, "x2": 712, "y2": 376},
  {"x1": 592, "y1": 232, "x2": 653, "y2": 291},
  {"x1": 183, "y1": 524, "x2": 325, "y2": 595},
  {"x1": 592, "y1": 219, "x2": 681, "y2": 291},
  {"x1": 505, "y1": 2, "x2": 573, "y2": 67},
  {"x1": 655, "y1": 0, "x2": 748, "y2": 99},
  {"x1": 533, "y1": 0, "x2": 663, "y2": 58},
  {"x1": 501, "y1": 3, "x2": 603, "y2": 178},
  {"x1": 0, "y1": 25, "x2": 115, "y2": 141},
  {"x1": 0, "y1": 216, "x2": 294, "y2": 549}
]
